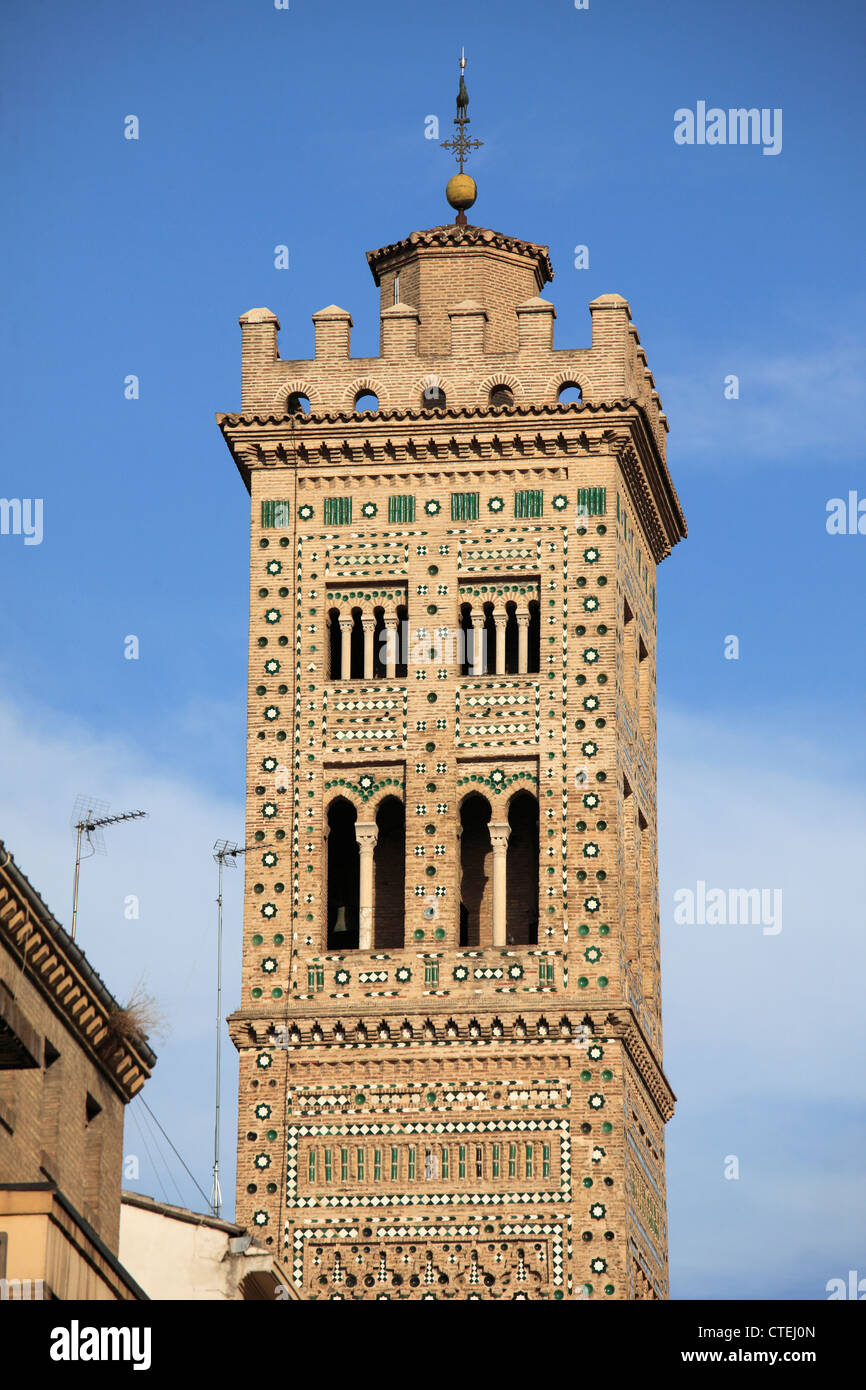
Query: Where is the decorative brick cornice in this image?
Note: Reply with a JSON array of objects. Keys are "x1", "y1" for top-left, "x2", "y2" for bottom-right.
[
  {"x1": 0, "y1": 844, "x2": 155, "y2": 1103},
  {"x1": 615, "y1": 429, "x2": 687, "y2": 564},
  {"x1": 366, "y1": 224, "x2": 554, "y2": 288},
  {"x1": 219, "y1": 397, "x2": 630, "y2": 434},
  {"x1": 599, "y1": 1011, "x2": 676, "y2": 1122},
  {"x1": 226, "y1": 1001, "x2": 675, "y2": 1121}
]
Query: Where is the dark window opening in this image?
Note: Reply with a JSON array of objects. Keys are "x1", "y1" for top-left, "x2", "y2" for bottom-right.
[
  {"x1": 482, "y1": 603, "x2": 496, "y2": 675},
  {"x1": 527, "y1": 600, "x2": 541, "y2": 673},
  {"x1": 459, "y1": 794, "x2": 492, "y2": 947},
  {"x1": 506, "y1": 791, "x2": 539, "y2": 946},
  {"x1": 557, "y1": 382, "x2": 582, "y2": 405},
  {"x1": 327, "y1": 799, "x2": 359, "y2": 949},
  {"x1": 395, "y1": 605, "x2": 408, "y2": 679},
  {"x1": 349, "y1": 608, "x2": 364, "y2": 680},
  {"x1": 328, "y1": 608, "x2": 341, "y2": 679},
  {"x1": 373, "y1": 607, "x2": 386, "y2": 679},
  {"x1": 374, "y1": 797, "x2": 405, "y2": 948},
  {"x1": 504, "y1": 602, "x2": 519, "y2": 674},
  {"x1": 459, "y1": 605, "x2": 473, "y2": 676}
]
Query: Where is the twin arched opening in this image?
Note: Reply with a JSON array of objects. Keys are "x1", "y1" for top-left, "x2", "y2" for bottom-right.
[
  {"x1": 326, "y1": 795, "x2": 405, "y2": 950},
  {"x1": 326, "y1": 788, "x2": 539, "y2": 952},
  {"x1": 459, "y1": 790, "x2": 539, "y2": 947}
]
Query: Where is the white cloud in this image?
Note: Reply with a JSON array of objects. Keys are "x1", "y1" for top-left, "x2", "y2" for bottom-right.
[
  {"x1": 0, "y1": 691, "x2": 245, "y2": 1214},
  {"x1": 663, "y1": 340, "x2": 865, "y2": 466},
  {"x1": 660, "y1": 704, "x2": 866, "y2": 1294}
]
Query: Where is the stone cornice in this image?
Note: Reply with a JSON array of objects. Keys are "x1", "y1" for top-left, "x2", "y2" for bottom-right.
[
  {"x1": 0, "y1": 845, "x2": 155, "y2": 1103},
  {"x1": 226, "y1": 1000, "x2": 675, "y2": 1123},
  {"x1": 366, "y1": 224, "x2": 554, "y2": 288}
]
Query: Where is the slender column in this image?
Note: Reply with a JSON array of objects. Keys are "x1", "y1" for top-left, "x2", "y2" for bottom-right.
[
  {"x1": 493, "y1": 609, "x2": 507, "y2": 676},
  {"x1": 488, "y1": 822, "x2": 510, "y2": 946},
  {"x1": 516, "y1": 611, "x2": 530, "y2": 674},
  {"x1": 383, "y1": 617, "x2": 398, "y2": 679},
  {"x1": 339, "y1": 617, "x2": 353, "y2": 680},
  {"x1": 362, "y1": 616, "x2": 376, "y2": 680},
  {"x1": 471, "y1": 613, "x2": 485, "y2": 676},
  {"x1": 355, "y1": 822, "x2": 378, "y2": 949}
]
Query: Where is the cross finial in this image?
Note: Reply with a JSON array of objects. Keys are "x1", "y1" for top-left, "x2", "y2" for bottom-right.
[{"x1": 441, "y1": 50, "x2": 483, "y2": 224}]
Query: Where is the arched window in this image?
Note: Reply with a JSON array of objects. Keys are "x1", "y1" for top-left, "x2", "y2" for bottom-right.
[
  {"x1": 459, "y1": 604, "x2": 473, "y2": 676},
  {"x1": 374, "y1": 797, "x2": 405, "y2": 948},
  {"x1": 349, "y1": 608, "x2": 364, "y2": 679},
  {"x1": 327, "y1": 799, "x2": 359, "y2": 948},
  {"x1": 490, "y1": 385, "x2": 514, "y2": 409},
  {"x1": 287, "y1": 392, "x2": 310, "y2": 415},
  {"x1": 395, "y1": 604, "x2": 408, "y2": 679},
  {"x1": 527, "y1": 599, "x2": 541, "y2": 673},
  {"x1": 557, "y1": 382, "x2": 582, "y2": 405},
  {"x1": 327, "y1": 608, "x2": 341, "y2": 679},
  {"x1": 423, "y1": 382, "x2": 446, "y2": 410},
  {"x1": 482, "y1": 603, "x2": 496, "y2": 675},
  {"x1": 372, "y1": 606, "x2": 386, "y2": 679},
  {"x1": 354, "y1": 391, "x2": 378, "y2": 414},
  {"x1": 506, "y1": 792, "x2": 539, "y2": 945},
  {"x1": 504, "y1": 601, "x2": 519, "y2": 674},
  {"x1": 459, "y1": 793, "x2": 492, "y2": 947}
]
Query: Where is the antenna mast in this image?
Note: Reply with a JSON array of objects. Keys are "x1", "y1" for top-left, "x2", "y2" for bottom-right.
[{"x1": 70, "y1": 798, "x2": 148, "y2": 942}]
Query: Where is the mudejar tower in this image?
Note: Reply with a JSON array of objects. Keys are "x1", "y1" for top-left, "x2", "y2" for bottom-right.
[{"x1": 219, "y1": 69, "x2": 686, "y2": 1300}]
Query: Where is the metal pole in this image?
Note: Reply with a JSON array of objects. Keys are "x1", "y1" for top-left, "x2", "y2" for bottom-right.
[
  {"x1": 211, "y1": 854, "x2": 224, "y2": 1219},
  {"x1": 71, "y1": 822, "x2": 84, "y2": 942}
]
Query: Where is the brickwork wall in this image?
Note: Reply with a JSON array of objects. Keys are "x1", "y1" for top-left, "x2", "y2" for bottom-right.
[{"x1": 0, "y1": 956, "x2": 125, "y2": 1248}]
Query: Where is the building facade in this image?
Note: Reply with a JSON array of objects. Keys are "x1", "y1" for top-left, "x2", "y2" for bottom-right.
[
  {"x1": 119, "y1": 1191, "x2": 296, "y2": 1300},
  {"x1": 0, "y1": 841, "x2": 155, "y2": 1300},
  {"x1": 221, "y1": 208, "x2": 686, "y2": 1300}
]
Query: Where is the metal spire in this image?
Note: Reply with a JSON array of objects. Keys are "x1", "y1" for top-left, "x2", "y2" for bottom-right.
[{"x1": 440, "y1": 48, "x2": 484, "y2": 175}]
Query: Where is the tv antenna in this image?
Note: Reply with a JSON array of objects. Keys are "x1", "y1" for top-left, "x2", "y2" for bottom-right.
[
  {"x1": 211, "y1": 839, "x2": 265, "y2": 1219},
  {"x1": 70, "y1": 797, "x2": 148, "y2": 942}
]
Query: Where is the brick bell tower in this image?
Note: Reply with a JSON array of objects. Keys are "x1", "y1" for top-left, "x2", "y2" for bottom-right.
[{"x1": 219, "y1": 59, "x2": 686, "y2": 1301}]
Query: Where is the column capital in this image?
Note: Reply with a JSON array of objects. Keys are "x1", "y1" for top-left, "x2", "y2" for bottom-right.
[
  {"x1": 515, "y1": 610, "x2": 530, "y2": 628},
  {"x1": 488, "y1": 821, "x2": 511, "y2": 852},
  {"x1": 355, "y1": 821, "x2": 379, "y2": 850},
  {"x1": 361, "y1": 615, "x2": 377, "y2": 631},
  {"x1": 338, "y1": 615, "x2": 354, "y2": 631}
]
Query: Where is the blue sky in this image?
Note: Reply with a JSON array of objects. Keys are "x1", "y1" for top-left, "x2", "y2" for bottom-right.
[{"x1": 1, "y1": 0, "x2": 864, "y2": 1298}]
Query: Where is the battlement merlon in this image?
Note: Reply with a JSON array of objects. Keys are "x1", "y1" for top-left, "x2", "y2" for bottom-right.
[{"x1": 233, "y1": 225, "x2": 670, "y2": 459}]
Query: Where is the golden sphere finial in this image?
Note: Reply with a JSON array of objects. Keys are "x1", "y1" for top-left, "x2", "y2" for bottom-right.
[{"x1": 446, "y1": 173, "x2": 477, "y2": 213}]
